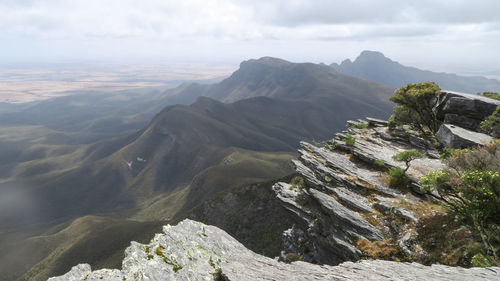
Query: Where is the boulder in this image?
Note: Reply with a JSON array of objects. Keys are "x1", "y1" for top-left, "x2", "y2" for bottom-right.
[
  {"x1": 436, "y1": 124, "x2": 493, "y2": 148},
  {"x1": 443, "y1": 114, "x2": 481, "y2": 131},
  {"x1": 437, "y1": 90, "x2": 500, "y2": 130}
]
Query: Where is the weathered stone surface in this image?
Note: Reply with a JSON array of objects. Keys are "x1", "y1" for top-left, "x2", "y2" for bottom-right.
[
  {"x1": 436, "y1": 124, "x2": 493, "y2": 148},
  {"x1": 409, "y1": 135, "x2": 433, "y2": 149},
  {"x1": 49, "y1": 220, "x2": 500, "y2": 281},
  {"x1": 326, "y1": 185, "x2": 373, "y2": 213},
  {"x1": 273, "y1": 120, "x2": 449, "y2": 266},
  {"x1": 437, "y1": 90, "x2": 500, "y2": 130},
  {"x1": 443, "y1": 114, "x2": 481, "y2": 131},
  {"x1": 309, "y1": 188, "x2": 383, "y2": 241},
  {"x1": 366, "y1": 117, "x2": 388, "y2": 126}
]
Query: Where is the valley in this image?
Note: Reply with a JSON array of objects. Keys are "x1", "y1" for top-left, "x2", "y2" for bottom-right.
[{"x1": 1, "y1": 55, "x2": 499, "y2": 280}]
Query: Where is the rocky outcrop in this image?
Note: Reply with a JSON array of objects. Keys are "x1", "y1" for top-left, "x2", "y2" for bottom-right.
[
  {"x1": 436, "y1": 90, "x2": 500, "y2": 131},
  {"x1": 436, "y1": 124, "x2": 493, "y2": 148},
  {"x1": 49, "y1": 219, "x2": 499, "y2": 281},
  {"x1": 273, "y1": 118, "x2": 446, "y2": 265}
]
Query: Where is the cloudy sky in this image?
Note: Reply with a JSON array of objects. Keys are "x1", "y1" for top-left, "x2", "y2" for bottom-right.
[{"x1": 1, "y1": 0, "x2": 499, "y2": 73}]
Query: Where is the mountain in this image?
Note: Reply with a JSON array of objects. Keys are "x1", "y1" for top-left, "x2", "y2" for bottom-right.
[
  {"x1": 0, "y1": 57, "x2": 396, "y2": 280},
  {"x1": 331, "y1": 50, "x2": 500, "y2": 93},
  {"x1": 1, "y1": 57, "x2": 395, "y2": 229}
]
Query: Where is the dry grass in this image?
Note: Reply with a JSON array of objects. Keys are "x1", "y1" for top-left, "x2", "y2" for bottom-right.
[{"x1": 355, "y1": 239, "x2": 404, "y2": 261}]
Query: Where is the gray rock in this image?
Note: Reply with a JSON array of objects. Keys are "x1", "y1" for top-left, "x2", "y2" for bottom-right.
[
  {"x1": 444, "y1": 113, "x2": 481, "y2": 131},
  {"x1": 409, "y1": 135, "x2": 433, "y2": 149},
  {"x1": 438, "y1": 90, "x2": 500, "y2": 120},
  {"x1": 437, "y1": 90, "x2": 500, "y2": 130},
  {"x1": 308, "y1": 189, "x2": 383, "y2": 241},
  {"x1": 366, "y1": 117, "x2": 388, "y2": 127},
  {"x1": 436, "y1": 124, "x2": 493, "y2": 148},
  {"x1": 49, "y1": 220, "x2": 500, "y2": 281},
  {"x1": 325, "y1": 186, "x2": 373, "y2": 213}
]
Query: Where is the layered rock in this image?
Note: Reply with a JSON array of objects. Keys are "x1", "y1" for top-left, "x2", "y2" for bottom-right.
[
  {"x1": 49, "y1": 219, "x2": 499, "y2": 281},
  {"x1": 273, "y1": 119, "x2": 446, "y2": 265},
  {"x1": 436, "y1": 90, "x2": 500, "y2": 131},
  {"x1": 436, "y1": 124, "x2": 493, "y2": 148}
]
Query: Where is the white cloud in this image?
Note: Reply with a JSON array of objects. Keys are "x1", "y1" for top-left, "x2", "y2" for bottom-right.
[{"x1": 0, "y1": 0, "x2": 498, "y2": 72}]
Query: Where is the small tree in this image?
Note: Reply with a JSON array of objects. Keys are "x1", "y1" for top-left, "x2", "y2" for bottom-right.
[
  {"x1": 392, "y1": 150, "x2": 425, "y2": 172},
  {"x1": 390, "y1": 82, "x2": 441, "y2": 136}
]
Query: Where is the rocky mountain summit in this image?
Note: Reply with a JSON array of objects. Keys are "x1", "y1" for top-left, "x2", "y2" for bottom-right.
[
  {"x1": 273, "y1": 117, "x2": 444, "y2": 265},
  {"x1": 49, "y1": 220, "x2": 499, "y2": 281},
  {"x1": 272, "y1": 89, "x2": 500, "y2": 267},
  {"x1": 49, "y1": 90, "x2": 500, "y2": 281}
]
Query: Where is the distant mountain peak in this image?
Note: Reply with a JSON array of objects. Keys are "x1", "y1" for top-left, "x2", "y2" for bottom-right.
[
  {"x1": 359, "y1": 50, "x2": 386, "y2": 59},
  {"x1": 240, "y1": 57, "x2": 292, "y2": 69},
  {"x1": 355, "y1": 50, "x2": 393, "y2": 64},
  {"x1": 331, "y1": 51, "x2": 500, "y2": 93}
]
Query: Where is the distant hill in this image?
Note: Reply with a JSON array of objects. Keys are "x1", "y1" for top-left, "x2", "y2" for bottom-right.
[
  {"x1": 331, "y1": 50, "x2": 500, "y2": 93},
  {"x1": 0, "y1": 57, "x2": 396, "y2": 280}
]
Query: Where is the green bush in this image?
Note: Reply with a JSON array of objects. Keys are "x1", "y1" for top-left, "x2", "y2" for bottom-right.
[
  {"x1": 354, "y1": 122, "x2": 369, "y2": 129},
  {"x1": 480, "y1": 105, "x2": 500, "y2": 137},
  {"x1": 387, "y1": 115, "x2": 399, "y2": 130},
  {"x1": 439, "y1": 147, "x2": 470, "y2": 160},
  {"x1": 479, "y1": 92, "x2": 500, "y2": 101},
  {"x1": 471, "y1": 253, "x2": 500, "y2": 267},
  {"x1": 390, "y1": 82, "x2": 441, "y2": 136},
  {"x1": 420, "y1": 144, "x2": 500, "y2": 260},
  {"x1": 373, "y1": 159, "x2": 386, "y2": 170},
  {"x1": 389, "y1": 167, "x2": 409, "y2": 189},
  {"x1": 289, "y1": 176, "x2": 305, "y2": 190},
  {"x1": 343, "y1": 134, "x2": 356, "y2": 146},
  {"x1": 392, "y1": 150, "x2": 424, "y2": 172}
]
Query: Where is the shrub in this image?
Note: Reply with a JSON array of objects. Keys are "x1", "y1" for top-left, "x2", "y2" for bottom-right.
[
  {"x1": 389, "y1": 167, "x2": 409, "y2": 189},
  {"x1": 390, "y1": 82, "x2": 441, "y2": 136},
  {"x1": 387, "y1": 115, "x2": 399, "y2": 130},
  {"x1": 471, "y1": 253, "x2": 500, "y2": 267},
  {"x1": 290, "y1": 176, "x2": 305, "y2": 190},
  {"x1": 284, "y1": 253, "x2": 303, "y2": 263},
  {"x1": 420, "y1": 145, "x2": 500, "y2": 260},
  {"x1": 439, "y1": 147, "x2": 470, "y2": 160},
  {"x1": 373, "y1": 159, "x2": 386, "y2": 170},
  {"x1": 343, "y1": 134, "x2": 356, "y2": 146},
  {"x1": 353, "y1": 122, "x2": 369, "y2": 129},
  {"x1": 392, "y1": 150, "x2": 424, "y2": 172},
  {"x1": 480, "y1": 105, "x2": 500, "y2": 137},
  {"x1": 479, "y1": 92, "x2": 500, "y2": 101}
]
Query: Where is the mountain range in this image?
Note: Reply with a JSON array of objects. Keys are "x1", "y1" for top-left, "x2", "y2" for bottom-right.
[
  {"x1": 331, "y1": 50, "x2": 500, "y2": 93},
  {"x1": 0, "y1": 57, "x2": 395, "y2": 280}
]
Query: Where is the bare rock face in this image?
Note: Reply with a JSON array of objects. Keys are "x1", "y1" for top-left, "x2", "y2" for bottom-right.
[
  {"x1": 273, "y1": 118, "x2": 447, "y2": 265},
  {"x1": 48, "y1": 219, "x2": 500, "y2": 281},
  {"x1": 436, "y1": 90, "x2": 500, "y2": 131},
  {"x1": 436, "y1": 124, "x2": 493, "y2": 148}
]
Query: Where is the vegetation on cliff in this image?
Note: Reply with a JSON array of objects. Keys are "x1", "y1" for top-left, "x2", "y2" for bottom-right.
[
  {"x1": 420, "y1": 142, "x2": 500, "y2": 265},
  {"x1": 389, "y1": 82, "x2": 441, "y2": 136}
]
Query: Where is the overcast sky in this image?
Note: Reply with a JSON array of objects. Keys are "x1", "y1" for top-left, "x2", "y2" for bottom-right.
[{"x1": 1, "y1": 0, "x2": 499, "y2": 73}]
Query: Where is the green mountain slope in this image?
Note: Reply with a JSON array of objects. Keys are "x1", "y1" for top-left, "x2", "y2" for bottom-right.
[{"x1": 0, "y1": 57, "x2": 395, "y2": 280}]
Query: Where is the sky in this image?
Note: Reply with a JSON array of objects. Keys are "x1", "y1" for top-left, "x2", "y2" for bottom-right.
[{"x1": 1, "y1": 0, "x2": 499, "y2": 74}]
